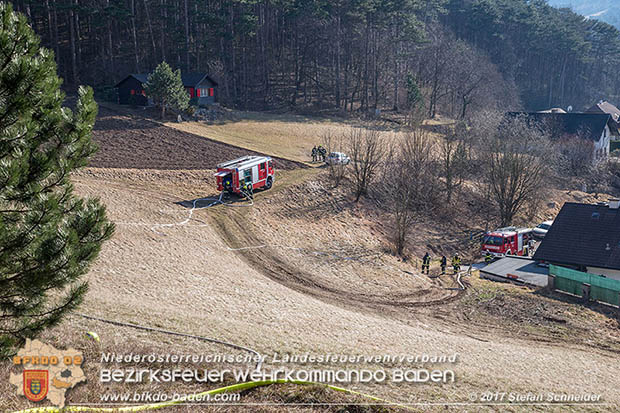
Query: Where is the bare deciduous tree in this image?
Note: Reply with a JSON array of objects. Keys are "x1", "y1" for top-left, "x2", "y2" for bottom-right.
[
  {"x1": 556, "y1": 135, "x2": 595, "y2": 177},
  {"x1": 420, "y1": 25, "x2": 453, "y2": 119},
  {"x1": 384, "y1": 152, "x2": 416, "y2": 256},
  {"x1": 446, "y1": 42, "x2": 520, "y2": 119},
  {"x1": 441, "y1": 125, "x2": 469, "y2": 205},
  {"x1": 383, "y1": 127, "x2": 438, "y2": 255},
  {"x1": 415, "y1": 26, "x2": 521, "y2": 121},
  {"x1": 482, "y1": 116, "x2": 551, "y2": 226},
  {"x1": 347, "y1": 127, "x2": 386, "y2": 202},
  {"x1": 322, "y1": 130, "x2": 346, "y2": 187}
]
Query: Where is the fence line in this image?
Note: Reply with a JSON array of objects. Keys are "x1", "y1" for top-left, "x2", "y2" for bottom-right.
[{"x1": 549, "y1": 265, "x2": 620, "y2": 307}]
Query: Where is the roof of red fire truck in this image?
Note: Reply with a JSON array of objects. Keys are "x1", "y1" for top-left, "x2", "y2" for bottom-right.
[
  {"x1": 487, "y1": 227, "x2": 532, "y2": 237},
  {"x1": 216, "y1": 155, "x2": 272, "y2": 171}
]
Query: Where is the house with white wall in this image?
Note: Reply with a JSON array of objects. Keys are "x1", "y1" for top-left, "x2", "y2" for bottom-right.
[
  {"x1": 508, "y1": 112, "x2": 612, "y2": 161},
  {"x1": 586, "y1": 101, "x2": 620, "y2": 141}
]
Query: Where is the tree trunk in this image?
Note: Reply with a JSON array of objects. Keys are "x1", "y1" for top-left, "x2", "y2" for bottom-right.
[
  {"x1": 259, "y1": 1, "x2": 269, "y2": 102},
  {"x1": 130, "y1": 0, "x2": 140, "y2": 72},
  {"x1": 160, "y1": 0, "x2": 166, "y2": 62},
  {"x1": 547, "y1": 64, "x2": 554, "y2": 108},
  {"x1": 559, "y1": 54, "x2": 568, "y2": 107},
  {"x1": 74, "y1": 0, "x2": 81, "y2": 76},
  {"x1": 184, "y1": 0, "x2": 190, "y2": 69},
  {"x1": 291, "y1": 25, "x2": 299, "y2": 106},
  {"x1": 229, "y1": 2, "x2": 237, "y2": 104},
  {"x1": 219, "y1": 36, "x2": 230, "y2": 103},
  {"x1": 194, "y1": 1, "x2": 200, "y2": 67},
  {"x1": 68, "y1": 1, "x2": 78, "y2": 83},
  {"x1": 44, "y1": 0, "x2": 53, "y2": 47},
  {"x1": 143, "y1": 0, "x2": 157, "y2": 67},
  {"x1": 335, "y1": 13, "x2": 341, "y2": 108},
  {"x1": 372, "y1": 28, "x2": 378, "y2": 110},
  {"x1": 52, "y1": 1, "x2": 61, "y2": 76},
  {"x1": 105, "y1": 0, "x2": 114, "y2": 74},
  {"x1": 392, "y1": 26, "x2": 399, "y2": 111},
  {"x1": 361, "y1": 16, "x2": 370, "y2": 111}
]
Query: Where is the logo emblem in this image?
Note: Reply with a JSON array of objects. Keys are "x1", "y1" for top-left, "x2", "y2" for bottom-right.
[{"x1": 23, "y1": 370, "x2": 48, "y2": 402}]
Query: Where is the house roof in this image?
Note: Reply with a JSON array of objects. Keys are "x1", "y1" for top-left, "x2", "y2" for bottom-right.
[
  {"x1": 481, "y1": 256, "x2": 548, "y2": 287},
  {"x1": 533, "y1": 202, "x2": 620, "y2": 270},
  {"x1": 586, "y1": 101, "x2": 620, "y2": 123},
  {"x1": 115, "y1": 73, "x2": 218, "y2": 88},
  {"x1": 507, "y1": 112, "x2": 611, "y2": 141},
  {"x1": 114, "y1": 74, "x2": 149, "y2": 87},
  {"x1": 181, "y1": 73, "x2": 218, "y2": 87}
]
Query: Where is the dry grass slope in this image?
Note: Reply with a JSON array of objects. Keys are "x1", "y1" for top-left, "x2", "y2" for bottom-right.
[{"x1": 2, "y1": 109, "x2": 620, "y2": 412}]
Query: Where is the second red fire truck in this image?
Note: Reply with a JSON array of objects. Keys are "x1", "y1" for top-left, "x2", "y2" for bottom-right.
[{"x1": 481, "y1": 227, "x2": 533, "y2": 257}]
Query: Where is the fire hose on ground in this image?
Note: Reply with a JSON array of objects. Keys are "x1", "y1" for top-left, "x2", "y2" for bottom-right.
[{"x1": 150, "y1": 191, "x2": 253, "y2": 235}]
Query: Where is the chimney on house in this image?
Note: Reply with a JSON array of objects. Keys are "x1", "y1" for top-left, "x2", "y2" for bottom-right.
[{"x1": 609, "y1": 199, "x2": 620, "y2": 210}]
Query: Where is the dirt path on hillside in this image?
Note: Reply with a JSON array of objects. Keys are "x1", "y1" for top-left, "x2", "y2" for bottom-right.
[
  {"x1": 90, "y1": 106, "x2": 305, "y2": 170},
  {"x1": 211, "y1": 208, "x2": 463, "y2": 312},
  {"x1": 207, "y1": 176, "x2": 465, "y2": 320}
]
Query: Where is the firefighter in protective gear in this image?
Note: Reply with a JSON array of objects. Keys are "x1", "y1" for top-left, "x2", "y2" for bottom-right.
[
  {"x1": 312, "y1": 146, "x2": 318, "y2": 162},
  {"x1": 85, "y1": 331, "x2": 100, "y2": 342},
  {"x1": 422, "y1": 252, "x2": 431, "y2": 275},
  {"x1": 452, "y1": 254, "x2": 461, "y2": 274},
  {"x1": 440, "y1": 255, "x2": 447, "y2": 275},
  {"x1": 244, "y1": 181, "x2": 253, "y2": 199},
  {"x1": 223, "y1": 177, "x2": 232, "y2": 191},
  {"x1": 485, "y1": 251, "x2": 493, "y2": 265}
]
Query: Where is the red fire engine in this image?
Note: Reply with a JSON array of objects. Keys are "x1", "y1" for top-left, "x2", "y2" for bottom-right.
[
  {"x1": 481, "y1": 227, "x2": 533, "y2": 257},
  {"x1": 214, "y1": 155, "x2": 275, "y2": 196}
]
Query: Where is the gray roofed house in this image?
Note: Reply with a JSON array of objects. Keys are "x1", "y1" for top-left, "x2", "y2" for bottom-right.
[
  {"x1": 180, "y1": 73, "x2": 218, "y2": 105},
  {"x1": 115, "y1": 74, "x2": 149, "y2": 105},
  {"x1": 507, "y1": 112, "x2": 613, "y2": 160},
  {"x1": 586, "y1": 101, "x2": 620, "y2": 123},
  {"x1": 533, "y1": 201, "x2": 620, "y2": 281},
  {"x1": 586, "y1": 101, "x2": 620, "y2": 138}
]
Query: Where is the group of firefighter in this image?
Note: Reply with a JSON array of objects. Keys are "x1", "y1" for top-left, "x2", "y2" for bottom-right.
[
  {"x1": 421, "y1": 252, "x2": 461, "y2": 275},
  {"x1": 420, "y1": 251, "x2": 504, "y2": 275},
  {"x1": 311, "y1": 145, "x2": 327, "y2": 163}
]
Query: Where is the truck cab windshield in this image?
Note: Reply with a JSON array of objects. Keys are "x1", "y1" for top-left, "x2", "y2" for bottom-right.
[{"x1": 483, "y1": 236, "x2": 503, "y2": 246}]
